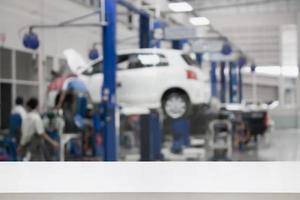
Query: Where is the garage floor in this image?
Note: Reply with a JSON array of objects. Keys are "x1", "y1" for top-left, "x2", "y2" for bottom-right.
[
  {"x1": 233, "y1": 129, "x2": 300, "y2": 161},
  {"x1": 122, "y1": 129, "x2": 300, "y2": 161}
]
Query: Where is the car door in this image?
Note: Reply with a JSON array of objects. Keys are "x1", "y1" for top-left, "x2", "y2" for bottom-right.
[{"x1": 117, "y1": 53, "x2": 168, "y2": 108}]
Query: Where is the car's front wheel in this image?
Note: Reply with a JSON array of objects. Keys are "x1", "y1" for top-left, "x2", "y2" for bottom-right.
[{"x1": 162, "y1": 92, "x2": 190, "y2": 119}]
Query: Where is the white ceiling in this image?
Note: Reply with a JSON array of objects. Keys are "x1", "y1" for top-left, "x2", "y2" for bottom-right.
[
  {"x1": 189, "y1": 0, "x2": 300, "y2": 66},
  {"x1": 118, "y1": 0, "x2": 300, "y2": 66},
  {"x1": 1, "y1": 0, "x2": 299, "y2": 66}
]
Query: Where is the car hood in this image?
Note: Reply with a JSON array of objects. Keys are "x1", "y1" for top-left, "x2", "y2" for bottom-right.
[{"x1": 63, "y1": 48, "x2": 101, "y2": 75}]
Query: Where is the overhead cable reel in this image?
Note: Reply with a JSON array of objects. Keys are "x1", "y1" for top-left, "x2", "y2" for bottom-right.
[
  {"x1": 23, "y1": 30, "x2": 40, "y2": 50},
  {"x1": 221, "y1": 42, "x2": 232, "y2": 55},
  {"x1": 88, "y1": 47, "x2": 100, "y2": 60},
  {"x1": 88, "y1": 42, "x2": 101, "y2": 60},
  {"x1": 237, "y1": 55, "x2": 247, "y2": 67}
]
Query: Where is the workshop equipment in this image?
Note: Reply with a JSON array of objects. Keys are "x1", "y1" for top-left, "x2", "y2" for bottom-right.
[
  {"x1": 208, "y1": 118, "x2": 233, "y2": 161},
  {"x1": 169, "y1": 118, "x2": 190, "y2": 154},
  {"x1": 43, "y1": 111, "x2": 65, "y2": 161},
  {"x1": 140, "y1": 110, "x2": 162, "y2": 161}
]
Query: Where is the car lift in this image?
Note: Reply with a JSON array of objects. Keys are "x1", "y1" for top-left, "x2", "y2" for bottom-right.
[
  {"x1": 126, "y1": 1, "x2": 252, "y2": 158},
  {"x1": 22, "y1": 0, "x2": 165, "y2": 161},
  {"x1": 169, "y1": 36, "x2": 250, "y2": 154},
  {"x1": 100, "y1": 0, "x2": 117, "y2": 161},
  {"x1": 115, "y1": 1, "x2": 163, "y2": 161},
  {"x1": 22, "y1": 0, "x2": 118, "y2": 161},
  {"x1": 20, "y1": 0, "x2": 252, "y2": 161}
]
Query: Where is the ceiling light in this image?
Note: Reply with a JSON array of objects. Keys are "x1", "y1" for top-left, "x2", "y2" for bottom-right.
[
  {"x1": 168, "y1": 2, "x2": 193, "y2": 12},
  {"x1": 242, "y1": 66, "x2": 299, "y2": 78},
  {"x1": 189, "y1": 17, "x2": 210, "y2": 26}
]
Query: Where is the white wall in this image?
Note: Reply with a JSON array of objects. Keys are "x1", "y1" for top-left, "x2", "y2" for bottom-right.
[
  {"x1": 0, "y1": 0, "x2": 141, "y2": 65},
  {"x1": 0, "y1": 0, "x2": 142, "y2": 111}
]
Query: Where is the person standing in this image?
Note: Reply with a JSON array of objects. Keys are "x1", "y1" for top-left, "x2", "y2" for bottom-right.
[
  {"x1": 20, "y1": 98, "x2": 59, "y2": 161},
  {"x1": 8, "y1": 97, "x2": 27, "y2": 160},
  {"x1": 11, "y1": 97, "x2": 27, "y2": 121}
]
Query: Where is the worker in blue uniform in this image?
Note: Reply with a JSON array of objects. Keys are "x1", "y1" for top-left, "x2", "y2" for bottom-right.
[
  {"x1": 6, "y1": 97, "x2": 27, "y2": 160},
  {"x1": 55, "y1": 77, "x2": 92, "y2": 129},
  {"x1": 10, "y1": 97, "x2": 27, "y2": 146}
]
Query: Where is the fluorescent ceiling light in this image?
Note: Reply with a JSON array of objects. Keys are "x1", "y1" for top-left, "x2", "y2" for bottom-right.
[
  {"x1": 189, "y1": 17, "x2": 210, "y2": 26},
  {"x1": 242, "y1": 66, "x2": 299, "y2": 78},
  {"x1": 168, "y1": 2, "x2": 193, "y2": 12}
]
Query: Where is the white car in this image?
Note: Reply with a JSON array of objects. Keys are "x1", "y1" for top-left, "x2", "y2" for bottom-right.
[{"x1": 55, "y1": 48, "x2": 211, "y2": 119}]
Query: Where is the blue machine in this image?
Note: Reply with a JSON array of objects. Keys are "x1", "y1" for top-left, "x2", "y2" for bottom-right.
[
  {"x1": 170, "y1": 118, "x2": 190, "y2": 154},
  {"x1": 92, "y1": 112, "x2": 104, "y2": 158},
  {"x1": 0, "y1": 137, "x2": 17, "y2": 161},
  {"x1": 220, "y1": 61, "x2": 227, "y2": 103},
  {"x1": 237, "y1": 56, "x2": 247, "y2": 103},
  {"x1": 210, "y1": 61, "x2": 218, "y2": 97},
  {"x1": 150, "y1": 112, "x2": 162, "y2": 160},
  {"x1": 0, "y1": 138, "x2": 15, "y2": 161},
  {"x1": 7, "y1": 113, "x2": 22, "y2": 161},
  {"x1": 170, "y1": 38, "x2": 191, "y2": 154},
  {"x1": 229, "y1": 61, "x2": 238, "y2": 103},
  {"x1": 140, "y1": 111, "x2": 162, "y2": 161},
  {"x1": 0, "y1": 113, "x2": 22, "y2": 161}
]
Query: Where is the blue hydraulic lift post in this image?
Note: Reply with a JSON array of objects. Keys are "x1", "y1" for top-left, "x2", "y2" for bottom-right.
[
  {"x1": 220, "y1": 61, "x2": 226, "y2": 103},
  {"x1": 151, "y1": 20, "x2": 162, "y2": 48},
  {"x1": 172, "y1": 40, "x2": 183, "y2": 50},
  {"x1": 118, "y1": 0, "x2": 163, "y2": 160},
  {"x1": 170, "y1": 38, "x2": 190, "y2": 152},
  {"x1": 229, "y1": 61, "x2": 238, "y2": 103},
  {"x1": 210, "y1": 61, "x2": 218, "y2": 97},
  {"x1": 102, "y1": 0, "x2": 117, "y2": 161},
  {"x1": 139, "y1": 14, "x2": 151, "y2": 48},
  {"x1": 238, "y1": 64, "x2": 243, "y2": 103},
  {"x1": 196, "y1": 53, "x2": 203, "y2": 67},
  {"x1": 117, "y1": 1, "x2": 151, "y2": 48}
]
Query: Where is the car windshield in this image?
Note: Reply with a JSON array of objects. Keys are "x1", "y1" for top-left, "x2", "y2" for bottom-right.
[
  {"x1": 82, "y1": 54, "x2": 129, "y2": 75},
  {"x1": 82, "y1": 53, "x2": 168, "y2": 74},
  {"x1": 182, "y1": 53, "x2": 199, "y2": 67},
  {"x1": 83, "y1": 61, "x2": 103, "y2": 75}
]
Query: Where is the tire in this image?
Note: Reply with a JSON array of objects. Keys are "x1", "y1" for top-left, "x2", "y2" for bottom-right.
[{"x1": 162, "y1": 92, "x2": 190, "y2": 119}]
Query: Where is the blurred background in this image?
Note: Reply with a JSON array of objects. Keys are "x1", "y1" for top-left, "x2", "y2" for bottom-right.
[{"x1": 0, "y1": 0, "x2": 300, "y2": 161}]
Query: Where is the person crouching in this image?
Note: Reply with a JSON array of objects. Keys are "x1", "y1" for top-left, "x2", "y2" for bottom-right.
[{"x1": 20, "y1": 98, "x2": 59, "y2": 161}]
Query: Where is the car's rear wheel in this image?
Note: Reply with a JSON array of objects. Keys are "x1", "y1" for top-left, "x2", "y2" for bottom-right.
[{"x1": 162, "y1": 92, "x2": 190, "y2": 119}]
